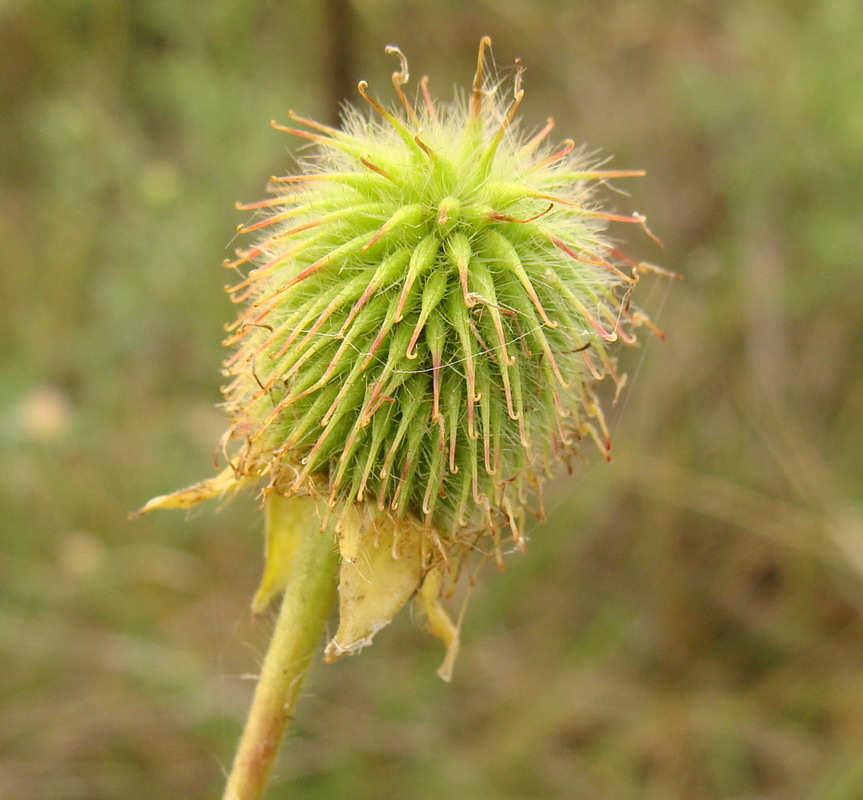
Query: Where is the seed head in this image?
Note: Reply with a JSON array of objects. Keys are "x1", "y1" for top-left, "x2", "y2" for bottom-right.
[{"x1": 137, "y1": 39, "x2": 668, "y2": 676}]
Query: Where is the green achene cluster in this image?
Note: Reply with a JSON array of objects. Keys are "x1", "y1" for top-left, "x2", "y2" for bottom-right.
[{"x1": 220, "y1": 39, "x2": 659, "y2": 548}]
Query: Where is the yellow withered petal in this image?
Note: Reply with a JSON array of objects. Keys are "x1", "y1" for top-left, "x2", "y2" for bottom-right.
[
  {"x1": 252, "y1": 493, "x2": 323, "y2": 614},
  {"x1": 132, "y1": 467, "x2": 248, "y2": 516},
  {"x1": 417, "y1": 567, "x2": 461, "y2": 682},
  {"x1": 324, "y1": 512, "x2": 424, "y2": 662}
]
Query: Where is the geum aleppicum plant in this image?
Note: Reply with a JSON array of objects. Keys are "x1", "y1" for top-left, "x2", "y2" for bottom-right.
[{"x1": 136, "y1": 38, "x2": 670, "y2": 800}]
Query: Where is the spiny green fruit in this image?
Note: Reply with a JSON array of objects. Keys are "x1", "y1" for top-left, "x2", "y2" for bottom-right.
[
  {"x1": 138, "y1": 39, "x2": 666, "y2": 675},
  {"x1": 222, "y1": 38, "x2": 660, "y2": 534}
]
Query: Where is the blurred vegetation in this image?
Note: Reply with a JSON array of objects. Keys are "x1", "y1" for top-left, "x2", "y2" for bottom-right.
[{"x1": 2, "y1": 1, "x2": 863, "y2": 798}]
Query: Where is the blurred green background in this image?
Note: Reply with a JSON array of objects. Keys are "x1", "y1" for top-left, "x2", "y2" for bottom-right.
[{"x1": 2, "y1": 1, "x2": 863, "y2": 798}]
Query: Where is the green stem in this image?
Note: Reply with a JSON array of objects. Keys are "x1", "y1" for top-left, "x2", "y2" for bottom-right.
[{"x1": 223, "y1": 519, "x2": 340, "y2": 800}]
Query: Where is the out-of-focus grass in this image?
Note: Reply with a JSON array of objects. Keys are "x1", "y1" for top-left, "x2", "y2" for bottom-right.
[{"x1": 2, "y1": 1, "x2": 863, "y2": 798}]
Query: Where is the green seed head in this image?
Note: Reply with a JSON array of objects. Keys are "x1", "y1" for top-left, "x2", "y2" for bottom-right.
[
  {"x1": 223, "y1": 39, "x2": 658, "y2": 545},
  {"x1": 138, "y1": 39, "x2": 667, "y2": 672}
]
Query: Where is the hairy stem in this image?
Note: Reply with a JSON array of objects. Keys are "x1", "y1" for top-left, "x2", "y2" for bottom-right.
[{"x1": 223, "y1": 513, "x2": 339, "y2": 800}]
